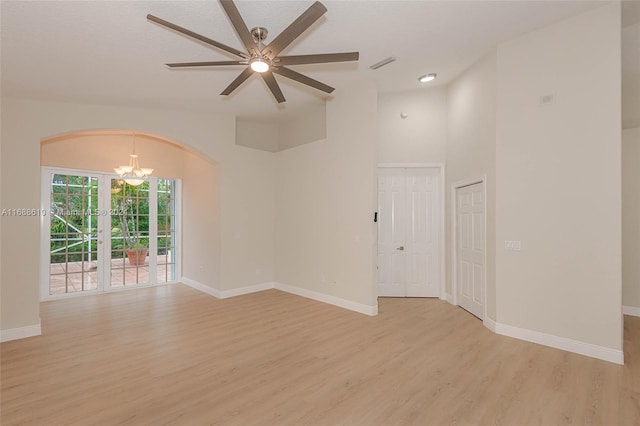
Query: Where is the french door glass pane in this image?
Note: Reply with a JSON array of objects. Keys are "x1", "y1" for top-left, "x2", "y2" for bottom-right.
[
  {"x1": 111, "y1": 179, "x2": 150, "y2": 287},
  {"x1": 157, "y1": 179, "x2": 176, "y2": 283},
  {"x1": 49, "y1": 174, "x2": 99, "y2": 295},
  {"x1": 46, "y1": 172, "x2": 179, "y2": 298}
]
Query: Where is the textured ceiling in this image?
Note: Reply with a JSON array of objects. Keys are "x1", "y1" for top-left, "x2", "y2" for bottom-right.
[{"x1": 1, "y1": 0, "x2": 632, "y2": 123}]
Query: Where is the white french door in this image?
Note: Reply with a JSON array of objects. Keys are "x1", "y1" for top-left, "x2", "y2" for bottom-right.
[
  {"x1": 40, "y1": 168, "x2": 179, "y2": 299},
  {"x1": 455, "y1": 182, "x2": 485, "y2": 319},
  {"x1": 377, "y1": 167, "x2": 442, "y2": 298}
]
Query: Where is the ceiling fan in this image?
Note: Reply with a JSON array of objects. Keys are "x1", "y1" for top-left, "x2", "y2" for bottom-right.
[{"x1": 147, "y1": 0, "x2": 359, "y2": 103}]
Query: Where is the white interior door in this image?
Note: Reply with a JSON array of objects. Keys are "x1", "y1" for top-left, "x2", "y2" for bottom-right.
[
  {"x1": 405, "y1": 169, "x2": 440, "y2": 297},
  {"x1": 377, "y1": 167, "x2": 441, "y2": 298},
  {"x1": 377, "y1": 169, "x2": 406, "y2": 297},
  {"x1": 456, "y1": 182, "x2": 485, "y2": 319}
]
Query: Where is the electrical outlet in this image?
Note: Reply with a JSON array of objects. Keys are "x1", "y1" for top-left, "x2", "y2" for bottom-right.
[{"x1": 504, "y1": 240, "x2": 522, "y2": 251}]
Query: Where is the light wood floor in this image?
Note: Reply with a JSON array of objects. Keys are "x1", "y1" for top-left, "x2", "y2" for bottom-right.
[{"x1": 1, "y1": 284, "x2": 639, "y2": 426}]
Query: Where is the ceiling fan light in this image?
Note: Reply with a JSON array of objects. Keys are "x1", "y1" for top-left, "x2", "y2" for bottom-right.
[
  {"x1": 250, "y1": 58, "x2": 270, "y2": 73},
  {"x1": 418, "y1": 73, "x2": 437, "y2": 83}
]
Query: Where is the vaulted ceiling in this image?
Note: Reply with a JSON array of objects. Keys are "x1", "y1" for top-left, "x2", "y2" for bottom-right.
[{"x1": 1, "y1": 1, "x2": 636, "y2": 124}]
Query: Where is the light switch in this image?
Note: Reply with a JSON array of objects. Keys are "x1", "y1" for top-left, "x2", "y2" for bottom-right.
[{"x1": 505, "y1": 240, "x2": 522, "y2": 251}]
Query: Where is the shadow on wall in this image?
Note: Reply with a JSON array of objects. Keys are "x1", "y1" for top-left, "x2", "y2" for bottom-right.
[
  {"x1": 236, "y1": 100, "x2": 327, "y2": 152},
  {"x1": 40, "y1": 129, "x2": 221, "y2": 289}
]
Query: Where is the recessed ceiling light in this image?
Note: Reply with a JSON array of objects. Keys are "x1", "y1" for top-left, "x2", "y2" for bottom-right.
[{"x1": 418, "y1": 73, "x2": 437, "y2": 83}]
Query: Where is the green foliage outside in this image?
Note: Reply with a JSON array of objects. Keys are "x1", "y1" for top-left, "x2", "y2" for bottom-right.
[{"x1": 50, "y1": 175, "x2": 175, "y2": 264}]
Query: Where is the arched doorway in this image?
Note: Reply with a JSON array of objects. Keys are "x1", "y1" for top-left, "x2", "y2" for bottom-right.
[{"x1": 39, "y1": 130, "x2": 219, "y2": 299}]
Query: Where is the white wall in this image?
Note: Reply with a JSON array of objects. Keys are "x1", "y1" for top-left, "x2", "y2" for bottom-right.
[
  {"x1": 0, "y1": 99, "x2": 276, "y2": 332},
  {"x1": 236, "y1": 102, "x2": 326, "y2": 153},
  {"x1": 178, "y1": 149, "x2": 221, "y2": 289},
  {"x1": 623, "y1": 127, "x2": 640, "y2": 310},
  {"x1": 495, "y1": 3, "x2": 622, "y2": 350},
  {"x1": 279, "y1": 102, "x2": 327, "y2": 152},
  {"x1": 622, "y1": 22, "x2": 640, "y2": 130},
  {"x1": 378, "y1": 88, "x2": 447, "y2": 164},
  {"x1": 236, "y1": 120, "x2": 280, "y2": 153},
  {"x1": 446, "y1": 51, "x2": 497, "y2": 319},
  {"x1": 274, "y1": 82, "x2": 378, "y2": 309}
]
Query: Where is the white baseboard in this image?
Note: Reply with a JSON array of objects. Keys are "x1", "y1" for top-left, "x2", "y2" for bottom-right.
[
  {"x1": 274, "y1": 282, "x2": 378, "y2": 316},
  {"x1": 181, "y1": 279, "x2": 623, "y2": 363},
  {"x1": 220, "y1": 282, "x2": 275, "y2": 299},
  {"x1": 0, "y1": 321, "x2": 42, "y2": 343},
  {"x1": 181, "y1": 277, "x2": 222, "y2": 298},
  {"x1": 180, "y1": 277, "x2": 378, "y2": 316},
  {"x1": 493, "y1": 322, "x2": 624, "y2": 365},
  {"x1": 444, "y1": 293, "x2": 455, "y2": 305},
  {"x1": 483, "y1": 316, "x2": 497, "y2": 332},
  {"x1": 181, "y1": 278, "x2": 273, "y2": 299},
  {"x1": 444, "y1": 299, "x2": 622, "y2": 365},
  {"x1": 623, "y1": 305, "x2": 640, "y2": 317}
]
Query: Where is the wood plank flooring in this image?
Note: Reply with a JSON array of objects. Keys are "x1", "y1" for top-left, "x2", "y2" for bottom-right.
[{"x1": 1, "y1": 284, "x2": 639, "y2": 425}]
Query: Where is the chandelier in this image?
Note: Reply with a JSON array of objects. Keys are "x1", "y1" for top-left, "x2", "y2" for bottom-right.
[{"x1": 113, "y1": 134, "x2": 153, "y2": 186}]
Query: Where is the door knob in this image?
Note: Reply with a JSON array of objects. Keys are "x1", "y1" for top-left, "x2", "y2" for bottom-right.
[
  {"x1": 397, "y1": 246, "x2": 405, "y2": 251},
  {"x1": 98, "y1": 241, "x2": 103, "y2": 245}
]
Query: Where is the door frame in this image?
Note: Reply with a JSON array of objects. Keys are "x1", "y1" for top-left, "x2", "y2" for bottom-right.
[
  {"x1": 376, "y1": 163, "x2": 446, "y2": 299},
  {"x1": 39, "y1": 166, "x2": 182, "y2": 301},
  {"x1": 451, "y1": 175, "x2": 487, "y2": 320}
]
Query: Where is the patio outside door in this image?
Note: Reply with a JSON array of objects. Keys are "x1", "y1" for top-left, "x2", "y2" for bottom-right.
[{"x1": 41, "y1": 168, "x2": 179, "y2": 299}]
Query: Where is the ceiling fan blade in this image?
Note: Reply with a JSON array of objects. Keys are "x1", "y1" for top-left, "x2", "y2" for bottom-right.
[
  {"x1": 167, "y1": 61, "x2": 247, "y2": 68},
  {"x1": 263, "y1": 1, "x2": 327, "y2": 59},
  {"x1": 221, "y1": 67, "x2": 254, "y2": 96},
  {"x1": 261, "y1": 72, "x2": 286, "y2": 103},
  {"x1": 147, "y1": 14, "x2": 247, "y2": 59},
  {"x1": 273, "y1": 67, "x2": 334, "y2": 94},
  {"x1": 276, "y1": 52, "x2": 359, "y2": 66},
  {"x1": 219, "y1": 0, "x2": 260, "y2": 55}
]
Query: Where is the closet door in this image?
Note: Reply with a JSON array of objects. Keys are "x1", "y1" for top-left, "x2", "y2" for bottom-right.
[
  {"x1": 377, "y1": 167, "x2": 441, "y2": 298},
  {"x1": 377, "y1": 168, "x2": 406, "y2": 297},
  {"x1": 456, "y1": 182, "x2": 485, "y2": 318}
]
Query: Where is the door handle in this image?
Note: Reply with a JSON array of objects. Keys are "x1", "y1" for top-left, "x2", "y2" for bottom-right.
[
  {"x1": 98, "y1": 241, "x2": 103, "y2": 245},
  {"x1": 397, "y1": 246, "x2": 405, "y2": 251}
]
